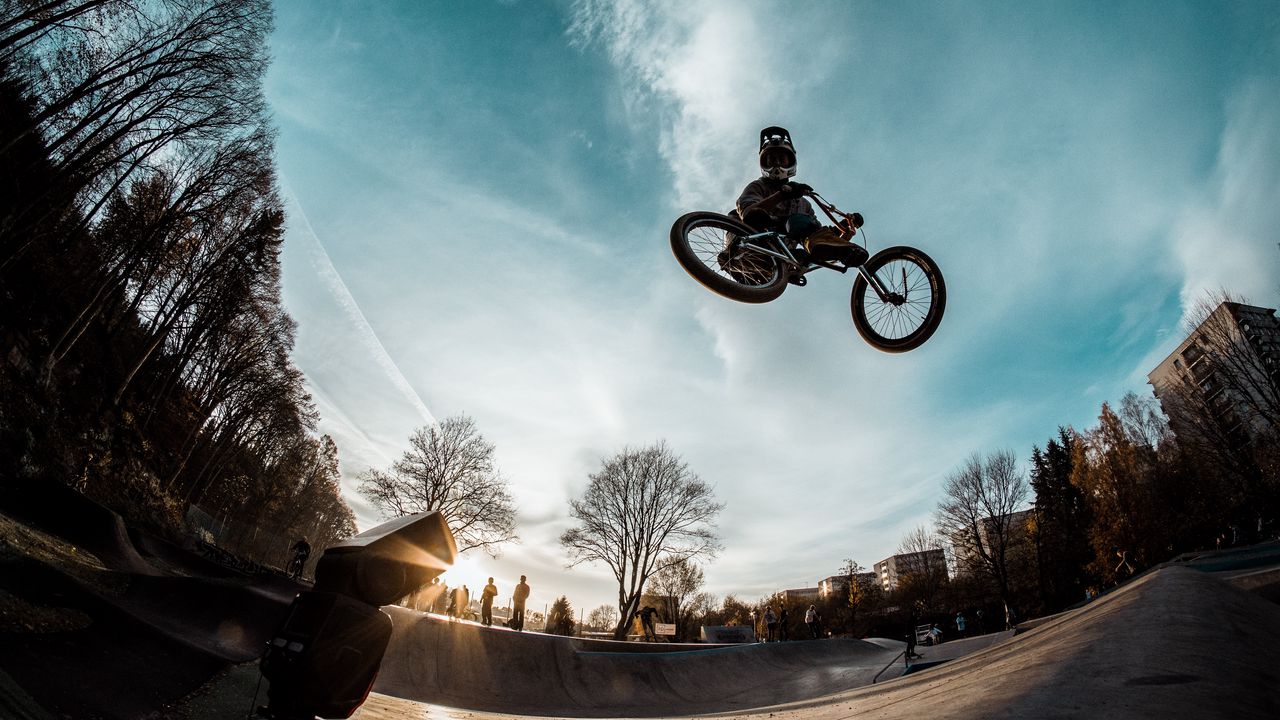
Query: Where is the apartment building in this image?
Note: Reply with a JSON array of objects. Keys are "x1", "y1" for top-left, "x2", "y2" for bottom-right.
[
  {"x1": 873, "y1": 549, "x2": 947, "y2": 593},
  {"x1": 817, "y1": 572, "x2": 878, "y2": 599},
  {"x1": 950, "y1": 509, "x2": 1034, "y2": 576},
  {"x1": 1148, "y1": 301, "x2": 1280, "y2": 448}
]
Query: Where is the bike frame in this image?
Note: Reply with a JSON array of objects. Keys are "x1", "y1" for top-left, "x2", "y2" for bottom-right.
[{"x1": 736, "y1": 190, "x2": 901, "y2": 303}]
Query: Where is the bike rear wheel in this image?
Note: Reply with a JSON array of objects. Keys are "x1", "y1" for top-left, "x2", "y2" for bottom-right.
[
  {"x1": 670, "y1": 211, "x2": 788, "y2": 304},
  {"x1": 850, "y1": 246, "x2": 945, "y2": 352}
]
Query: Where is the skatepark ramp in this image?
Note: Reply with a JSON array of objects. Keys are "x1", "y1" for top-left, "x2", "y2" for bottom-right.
[
  {"x1": 365, "y1": 562, "x2": 1280, "y2": 719},
  {"x1": 374, "y1": 609, "x2": 904, "y2": 717}
]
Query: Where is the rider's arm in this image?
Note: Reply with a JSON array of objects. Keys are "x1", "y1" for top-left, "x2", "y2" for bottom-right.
[
  {"x1": 735, "y1": 179, "x2": 771, "y2": 219},
  {"x1": 737, "y1": 179, "x2": 818, "y2": 223}
]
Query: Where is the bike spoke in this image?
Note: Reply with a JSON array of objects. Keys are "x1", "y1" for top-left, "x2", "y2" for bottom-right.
[
  {"x1": 685, "y1": 220, "x2": 779, "y2": 288},
  {"x1": 862, "y1": 259, "x2": 935, "y2": 340}
]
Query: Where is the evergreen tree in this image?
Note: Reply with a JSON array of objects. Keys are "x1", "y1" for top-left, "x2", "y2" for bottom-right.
[
  {"x1": 1029, "y1": 428, "x2": 1094, "y2": 611},
  {"x1": 547, "y1": 596, "x2": 575, "y2": 636}
]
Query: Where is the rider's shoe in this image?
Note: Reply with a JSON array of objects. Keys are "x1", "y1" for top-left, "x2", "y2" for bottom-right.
[{"x1": 844, "y1": 244, "x2": 869, "y2": 267}]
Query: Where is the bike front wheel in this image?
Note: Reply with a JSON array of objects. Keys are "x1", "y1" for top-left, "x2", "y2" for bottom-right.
[
  {"x1": 670, "y1": 211, "x2": 788, "y2": 304},
  {"x1": 850, "y1": 246, "x2": 946, "y2": 352}
]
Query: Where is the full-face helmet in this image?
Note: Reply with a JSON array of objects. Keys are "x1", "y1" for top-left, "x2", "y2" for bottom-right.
[{"x1": 758, "y1": 126, "x2": 797, "y2": 180}]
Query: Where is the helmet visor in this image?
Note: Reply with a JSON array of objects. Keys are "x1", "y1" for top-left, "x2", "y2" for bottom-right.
[{"x1": 761, "y1": 146, "x2": 795, "y2": 168}]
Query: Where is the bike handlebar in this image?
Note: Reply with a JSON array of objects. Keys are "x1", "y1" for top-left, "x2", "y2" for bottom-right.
[{"x1": 742, "y1": 186, "x2": 863, "y2": 236}]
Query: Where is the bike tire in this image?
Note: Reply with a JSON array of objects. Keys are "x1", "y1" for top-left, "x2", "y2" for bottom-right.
[
  {"x1": 850, "y1": 246, "x2": 946, "y2": 353},
  {"x1": 670, "y1": 211, "x2": 788, "y2": 304}
]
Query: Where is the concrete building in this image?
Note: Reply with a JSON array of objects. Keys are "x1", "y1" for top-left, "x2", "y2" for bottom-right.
[
  {"x1": 818, "y1": 572, "x2": 877, "y2": 600},
  {"x1": 1148, "y1": 301, "x2": 1280, "y2": 449},
  {"x1": 950, "y1": 509, "x2": 1034, "y2": 576},
  {"x1": 873, "y1": 550, "x2": 947, "y2": 593},
  {"x1": 782, "y1": 586, "x2": 820, "y2": 604}
]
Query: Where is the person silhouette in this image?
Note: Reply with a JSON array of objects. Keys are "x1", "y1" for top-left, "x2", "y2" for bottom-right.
[
  {"x1": 640, "y1": 606, "x2": 659, "y2": 641},
  {"x1": 512, "y1": 575, "x2": 530, "y2": 631},
  {"x1": 287, "y1": 538, "x2": 310, "y2": 579},
  {"x1": 481, "y1": 577, "x2": 498, "y2": 626}
]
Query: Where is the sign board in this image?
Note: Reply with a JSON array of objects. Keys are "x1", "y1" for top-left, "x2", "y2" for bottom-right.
[{"x1": 654, "y1": 622, "x2": 676, "y2": 636}]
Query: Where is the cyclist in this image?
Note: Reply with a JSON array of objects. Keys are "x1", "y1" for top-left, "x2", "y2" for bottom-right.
[
  {"x1": 288, "y1": 537, "x2": 311, "y2": 579},
  {"x1": 730, "y1": 126, "x2": 866, "y2": 268}
]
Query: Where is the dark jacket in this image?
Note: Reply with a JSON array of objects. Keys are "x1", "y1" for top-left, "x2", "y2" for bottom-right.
[{"x1": 735, "y1": 177, "x2": 815, "y2": 226}]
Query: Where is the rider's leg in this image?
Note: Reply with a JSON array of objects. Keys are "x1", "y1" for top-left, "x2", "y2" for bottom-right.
[
  {"x1": 786, "y1": 213, "x2": 822, "y2": 264},
  {"x1": 789, "y1": 213, "x2": 868, "y2": 266}
]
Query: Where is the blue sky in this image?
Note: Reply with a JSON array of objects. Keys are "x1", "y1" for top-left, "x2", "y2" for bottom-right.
[{"x1": 266, "y1": 1, "x2": 1280, "y2": 613}]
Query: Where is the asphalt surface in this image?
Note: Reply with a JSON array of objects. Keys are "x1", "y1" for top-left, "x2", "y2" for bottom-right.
[{"x1": 344, "y1": 545, "x2": 1280, "y2": 719}]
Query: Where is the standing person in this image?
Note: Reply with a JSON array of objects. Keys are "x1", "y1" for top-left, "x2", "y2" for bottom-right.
[
  {"x1": 778, "y1": 606, "x2": 790, "y2": 641},
  {"x1": 640, "y1": 606, "x2": 658, "y2": 641},
  {"x1": 435, "y1": 580, "x2": 450, "y2": 615},
  {"x1": 1004, "y1": 603, "x2": 1018, "y2": 630},
  {"x1": 481, "y1": 577, "x2": 498, "y2": 627},
  {"x1": 955, "y1": 611, "x2": 967, "y2": 639},
  {"x1": 461, "y1": 585, "x2": 471, "y2": 621},
  {"x1": 975, "y1": 608, "x2": 986, "y2": 635},
  {"x1": 804, "y1": 604, "x2": 819, "y2": 639},
  {"x1": 512, "y1": 575, "x2": 530, "y2": 631},
  {"x1": 448, "y1": 584, "x2": 463, "y2": 617},
  {"x1": 904, "y1": 609, "x2": 920, "y2": 662},
  {"x1": 764, "y1": 606, "x2": 778, "y2": 642}
]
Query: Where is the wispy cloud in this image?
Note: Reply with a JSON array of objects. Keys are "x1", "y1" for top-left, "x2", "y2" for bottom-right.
[
  {"x1": 569, "y1": 0, "x2": 838, "y2": 209},
  {"x1": 281, "y1": 183, "x2": 438, "y2": 427},
  {"x1": 1172, "y1": 79, "x2": 1280, "y2": 315}
]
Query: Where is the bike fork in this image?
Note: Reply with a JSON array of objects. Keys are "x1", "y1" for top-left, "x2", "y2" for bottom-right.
[{"x1": 856, "y1": 265, "x2": 905, "y2": 305}]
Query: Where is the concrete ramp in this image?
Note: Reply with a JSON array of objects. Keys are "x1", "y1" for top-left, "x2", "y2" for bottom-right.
[
  {"x1": 374, "y1": 611, "x2": 902, "y2": 716},
  {"x1": 361, "y1": 564, "x2": 1280, "y2": 719}
]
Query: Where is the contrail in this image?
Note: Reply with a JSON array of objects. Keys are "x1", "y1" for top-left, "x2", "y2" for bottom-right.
[{"x1": 280, "y1": 179, "x2": 438, "y2": 429}]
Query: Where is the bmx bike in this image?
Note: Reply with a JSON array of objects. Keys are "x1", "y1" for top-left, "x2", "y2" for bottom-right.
[
  {"x1": 286, "y1": 553, "x2": 307, "y2": 580},
  {"x1": 670, "y1": 186, "x2": 945, "y2": 353}
]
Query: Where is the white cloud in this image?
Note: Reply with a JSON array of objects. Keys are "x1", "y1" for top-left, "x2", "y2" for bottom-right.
[
  {"x1": 1172, "y1": 79, "x2": 1280, "y2": 315},
  {"x1": 569, "y1": 0, "x2": 837, "y2": 209},
  {"x1": 270, "y1": 2, "x2": 1280, "y2": 614}
]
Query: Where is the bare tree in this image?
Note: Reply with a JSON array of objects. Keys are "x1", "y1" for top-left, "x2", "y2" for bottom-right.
[
  {"x1": 587, "y1": 604, "x2": 618, "y2": 633},
  {"x1": 645, "y1": 558, "x2": 708, "y2": 641},
  {"x1": 935, "y1": 450, "x2": 1030, "y2": 612},
  {"x1": 1, "y1": 0, "x2": 274, "y2": 270},
  {"x1": 358, "y1": 415, "x2": 518, "y2": 557},
  {"x1": 895, "y1": 526, "x2": 948, "y2": 612},
  {"x1": 561, "y1": 441, "x2": 723, "y2": 640}
]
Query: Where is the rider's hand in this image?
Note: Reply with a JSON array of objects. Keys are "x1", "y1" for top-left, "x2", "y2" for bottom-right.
[
  {"x1": 780, "y1": 182, "x2": 812, "y2": 199},
  {"x1": 744, "y1": 208, "x2": 771, "y2": 229}
]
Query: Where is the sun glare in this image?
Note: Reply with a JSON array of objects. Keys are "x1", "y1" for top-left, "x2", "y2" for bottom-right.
[{"x1": 438, "y1": 553, "x2": 489, "y2": 595}]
